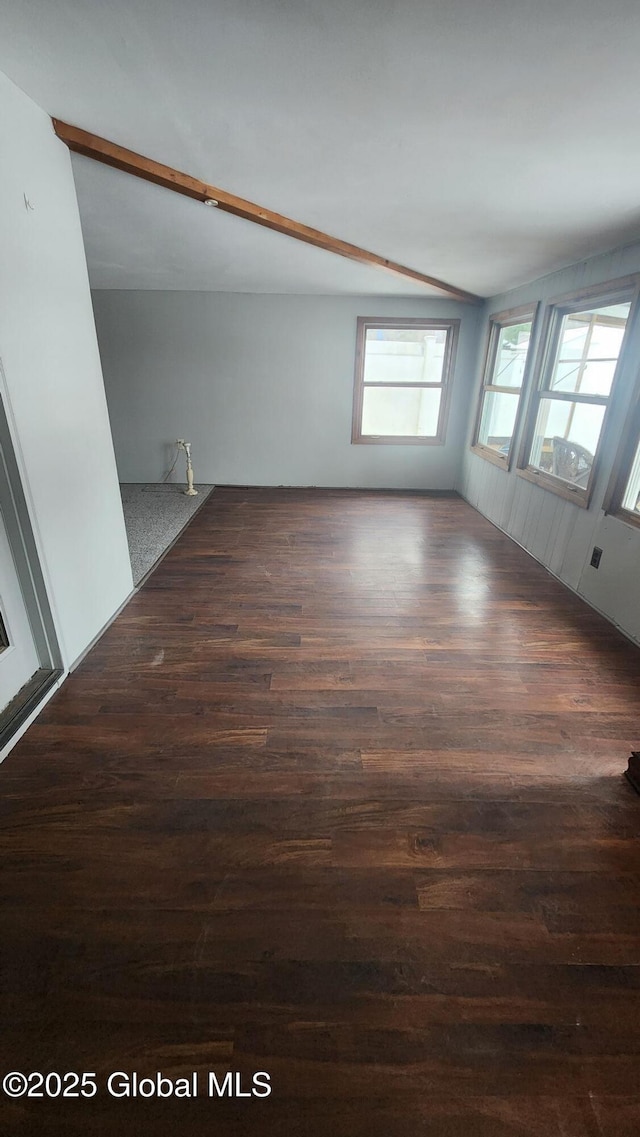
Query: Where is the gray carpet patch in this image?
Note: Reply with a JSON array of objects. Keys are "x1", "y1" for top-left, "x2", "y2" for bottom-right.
[{"x1": 120, "y1": 483, "x2": 214, "y2": 585}]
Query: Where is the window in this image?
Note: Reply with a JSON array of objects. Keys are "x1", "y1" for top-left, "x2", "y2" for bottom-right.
[
  {"x1": 605, "y1": 386, "x2": 640, "y2": 529},
  {"x1": 518, "y1": 279, "x2": 638, "y2": 505},
  {"x1": 621, "y1": 438, "x2": 640, "y2": 519},
  {"x1": 352, "y1": 317, "x2": 459, "y2": 445},
  {"x1": 471, "y1": 304, "x2": 538, "y2": 467}
]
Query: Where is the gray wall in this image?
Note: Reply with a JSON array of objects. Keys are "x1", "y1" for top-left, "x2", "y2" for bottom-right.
[
  {"x1": 93, "y1": 291, "x2": 482, "y2": 489},
  {"x1": 460, "y1": 240, "x2": 640, "y2": 646},
  {"x1": 0, "y1": 70, "x2": 132, "y2": 673}
]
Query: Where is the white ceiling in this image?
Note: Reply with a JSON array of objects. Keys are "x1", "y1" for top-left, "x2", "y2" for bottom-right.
[
  {"x1": 69, "y1": 156, "x2": 442, "y2": 297},
  {"x1": 3, "y1": 0, "x2": 640, "y2": 297}
]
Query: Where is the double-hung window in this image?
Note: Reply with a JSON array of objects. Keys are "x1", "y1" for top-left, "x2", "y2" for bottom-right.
[
  {"x1": 352, "y1": 317, "x2": 459, "y2": 445},
  {"x1": 605, "y1": 384, "x2": 640, "y2": 529},
  {"x1": 617, "y1": 432, "x2": 640, "y2": 524},
  {"x1": 518, "y1": 280, "x2": 638, "y2": 506},
  {"x1": 472, "y1": 304, "x2": 537, "y2": 467}
]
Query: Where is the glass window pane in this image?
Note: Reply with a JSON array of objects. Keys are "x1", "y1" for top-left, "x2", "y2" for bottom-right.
[
  {"x1": 551, "y1": 302, "x2": 630, "y2": 395},
  {"x1": 577, "y1": 359, "x2": 618, "y2": 397},
  {"x1": 551, "y1": 359, "x2": 617, "y2": 397},
  {"x1": 551, "y1": 359, "x2": 582, "y2": 393},
  {"x1": 364, "y1": 327, "x2": 446, "y2": 385},
  {"x1": 622, "y1": 438, "x2": 640, "y2": 515},
  {"x1": 490, "y1": 321, "x2": 533, "y2": 389},
  {"x1": 478, "y1": 390, "x2": 520, "y2": 454},
  {"x1": 557, "y1": 316, "x2": 590, "y2": 361},
  {"x1": 361, "y1": 385, "x2": 442, "y2": 437},
  {"x1": 528, "y1": 397, "x2": 606, "y2": 486},
  {"x1": 587, "y1": 319, "x2": 627, "y2": 359}
]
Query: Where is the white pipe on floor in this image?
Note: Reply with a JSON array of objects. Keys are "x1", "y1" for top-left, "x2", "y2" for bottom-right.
[{"x1": 177, "y1": 439, "x2": 198, "y2": 496}]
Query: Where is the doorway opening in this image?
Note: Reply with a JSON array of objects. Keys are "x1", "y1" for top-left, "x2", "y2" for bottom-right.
[{"x1": 0, "y1": 387, "x2": 63, "y2": 753}]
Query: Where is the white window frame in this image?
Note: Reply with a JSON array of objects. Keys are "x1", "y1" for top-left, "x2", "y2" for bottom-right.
[
  {"x1": 604, "y1": 380, "x2": 640, "y2": 531},
  {"x1": 517, "y1": 277, "x2": 640, "y2": 507},
  {"x1": 471, "y1": 303, "x2": 538, "y2": 469},
  {"x1": 351, "y1": 316, "x2": 460, "y2": 446}
]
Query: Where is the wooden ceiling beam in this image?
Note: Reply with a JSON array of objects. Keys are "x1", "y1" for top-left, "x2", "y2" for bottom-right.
[{"x1": 52, "y1": 118, "x2": 481, "y2": 304}]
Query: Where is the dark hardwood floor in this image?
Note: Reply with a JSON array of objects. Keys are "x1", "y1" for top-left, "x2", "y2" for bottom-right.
[{"x1": 2, "y1": 487, "x2": 640, "y2": 1136}]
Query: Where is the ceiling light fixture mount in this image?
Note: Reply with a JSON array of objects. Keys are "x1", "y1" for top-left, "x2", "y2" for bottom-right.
[{"x1": 203, "y1": 198, "x2": 219, "y2": 207}]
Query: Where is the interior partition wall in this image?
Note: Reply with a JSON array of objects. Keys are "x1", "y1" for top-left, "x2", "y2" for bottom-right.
[{"x1": 0, "y1": 387, "x2": 63, "y2": 750}]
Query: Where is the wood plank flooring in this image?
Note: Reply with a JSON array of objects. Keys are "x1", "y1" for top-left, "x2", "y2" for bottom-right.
[{"x1": 1, "y1": 487, "x2": 640, "y2": 1136}]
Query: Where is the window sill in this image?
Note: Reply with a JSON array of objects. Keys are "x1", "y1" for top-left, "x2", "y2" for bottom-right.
[
  {"x1": 470, "y1": 444, "x2": 510, "y2": 470},
  {"x1": 515, "y1": 465, "x2": 590, "y2": 508},
  {"x1": 606, "y1": 506, "x2": 640, "y2": 532},
  {"x1": 352, "y1": 435, "x2": 445, "y2": 446}
]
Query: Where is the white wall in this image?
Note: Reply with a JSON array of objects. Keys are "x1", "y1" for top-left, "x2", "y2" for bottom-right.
[
  {"x1": 0, "y1": 70, "x2": 132, "y2": 668},
  {"x1": 460, "y1": 240, "x2": 640, "y2": 646},
  {"x1": 93, "y1": 291, "x2": 482, "y2": 489}
]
